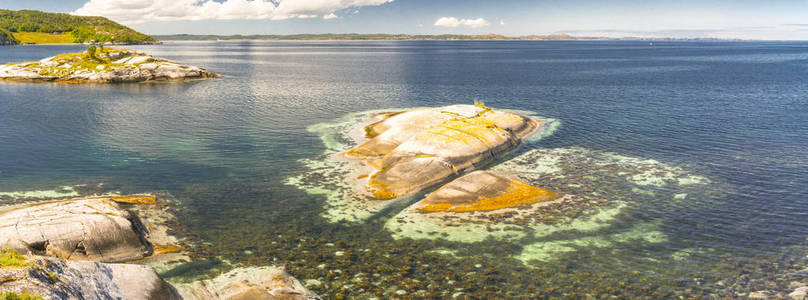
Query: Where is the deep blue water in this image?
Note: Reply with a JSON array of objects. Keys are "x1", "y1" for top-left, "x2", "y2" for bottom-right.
[{"x1": 1, "y1": 41, "x2": 808, "y2": 297}]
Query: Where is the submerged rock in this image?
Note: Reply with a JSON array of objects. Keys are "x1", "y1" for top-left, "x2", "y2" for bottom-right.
[
  {"x1": 174, "y1": 266, "x2": 320, "y2": 300},
  {"x1": 0, "y1": 254, "x2": 179, "y2": 300},
  {"x1": 345, "y1": 104, "x2": 550, "y2": 199},
  {"x1": 0, "y1": 195, "x2": 155, "y2": 262},
  {"x1": 789, "y1": 286, "x2": 808, "y2": 300},
  {"x1": 0, "y1": 48, "x2": 218, "y2": 83}
]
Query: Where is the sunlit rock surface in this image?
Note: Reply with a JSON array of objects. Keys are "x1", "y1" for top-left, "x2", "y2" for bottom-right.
[
  {"x1": 412, "y1": 170, "x2": 558, "y2": 212},
  {"x1": 174, "y1": 266, "x2": 319, "y2": 300},
  {"x1": 346, "y1": 104, "x2": 549, "y2": 199},
  {"x1": 0, "y1": 255, "x2": 180, "y2": 300},
  {"x1": 0, "y1": 195, "x2": 158, "y2": 262},
  {"x1": 0, "y1": 48, "x2": 218, "y2": 83}
]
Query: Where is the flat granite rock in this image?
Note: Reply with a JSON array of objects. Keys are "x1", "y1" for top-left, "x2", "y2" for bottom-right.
[
  {"x1": 0, "y1": 196, "x2": 154, "y2": 262},
  {"x1": 174, "y1": 266, "x2": 320, "y2": 300},
  {"x1": 0, "y1": 48, "x2": 218, "y2": 83},
  {"x1": 0, "y1": 255, "x2": 180, "y2": 300},
  {"x1": 345, "y1": 104, "x2": 549, "y2": 199},
  {"x1": 411, "y1": 170, "x2": 558, "y2": 212},
  {"x1": 384, "y1": 171, "x2": 566, "y2": 243}
]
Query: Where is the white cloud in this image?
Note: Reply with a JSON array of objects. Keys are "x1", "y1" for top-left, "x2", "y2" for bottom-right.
[
  {"x1": 72, "y1": 0, "x2": 392, "y2": 24},
  {"x1": 500, "y1": 19, "x2": 505, "y2": 26},
  {"x1": 434, "y1": 17, "x2": 490, "y2": 28},
  {"x1": 323, "y1": 13, "x2": 338, "y2": 19}
]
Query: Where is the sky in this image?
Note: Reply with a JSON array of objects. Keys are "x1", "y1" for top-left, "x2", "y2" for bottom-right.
[{"x1": 2, "y1": 0, "x2": 808, "y2": 39}]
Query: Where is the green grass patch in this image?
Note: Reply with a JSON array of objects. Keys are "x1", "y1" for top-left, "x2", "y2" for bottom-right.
[
  {"x1": 0, "y1": 248, "x2": 32, "y2": 269},
  {"x1": 0, "y1": 292, "x2": 44, "y2": 300},
  {"x1": 12, "y1": 32, "x2": 74, "y2": 44},
  {"x1": 11, "y1": 47, "x2": 138, "y2": 77}
]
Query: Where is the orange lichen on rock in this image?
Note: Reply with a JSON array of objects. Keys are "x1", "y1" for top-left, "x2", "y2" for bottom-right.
[
  {"x1": 419, "y1": 181, "x2": 557, "y2": 212},
  {"x1": 363, "y1": 111, "x2": 404, "y2": 138},
  {"x1": 108, "y1": 194, "x2": 157, "y2": 204},
  {"x1": 367, "y1": 178, "x2": 399, "y2": 199},
  {"x1": 153, "y1": 244, "x2": 183, "y2": 255},
  {"x1": 414, "y1": 170, "x2": 558, "y2": 213}
]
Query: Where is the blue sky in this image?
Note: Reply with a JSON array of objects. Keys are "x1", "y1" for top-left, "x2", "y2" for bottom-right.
[{"x1": 2, "y1": 0, "x2": 808, "y2": 39}]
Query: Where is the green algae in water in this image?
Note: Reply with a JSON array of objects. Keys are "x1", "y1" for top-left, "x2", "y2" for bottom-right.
[
  {"x1": 0, "y1": 185, "x2": 79, "y2": 199},
  {"x1": 387, "y1": 146, "x2": 714, "y2": 264},
  {"x1": 517, "y1": 221, "x2": 668, "y2": 263},
  {"x1": 160, "y1": 259, "x2": 226, "y2": 282}
]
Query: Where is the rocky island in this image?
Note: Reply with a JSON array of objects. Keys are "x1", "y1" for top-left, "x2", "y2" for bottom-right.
[{"x1": 0, "y1": 47, "x2": 218, "y2": 83}]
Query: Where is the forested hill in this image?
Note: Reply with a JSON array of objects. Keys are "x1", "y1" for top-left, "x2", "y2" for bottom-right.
[
  {"x1": 0, "y1": 27, "x2": 15, "y2": 45},
  {"x1": 0, "y1": 9, "x2": 156, "y2": 45}
]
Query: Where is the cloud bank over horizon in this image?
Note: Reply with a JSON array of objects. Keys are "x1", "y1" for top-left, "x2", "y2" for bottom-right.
[
  {"x1": 434, "y1": 17, "x2": 490, "y2": 28},
  {"x1": 51, "y1": 0, "x2": 808, "y2": 39},
  {"x1": 73, "y1": 0, "x2": 392, "y2": 24}
]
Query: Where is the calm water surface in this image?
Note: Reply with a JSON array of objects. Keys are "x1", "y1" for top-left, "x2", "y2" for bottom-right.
[{"x1": 1, "y1": 41, "x2": 808, "y2": 298}]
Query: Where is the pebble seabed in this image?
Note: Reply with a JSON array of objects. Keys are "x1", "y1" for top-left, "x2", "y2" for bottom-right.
[{"x1": 2, "y1": 108, "x2": 808, "y2": 299}]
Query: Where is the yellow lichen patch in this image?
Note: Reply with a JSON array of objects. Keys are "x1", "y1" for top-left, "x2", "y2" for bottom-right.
[
  {"x1": 361, "y1": 111, "x2": 404, "y2": 138},
  {"x1": 366, "y1": 159, "x2": 385, "y2": 170},
  {"x1": 367, "y1": 177, "x2": 400, "y2": 199},
  {"x1": 0, "y1": 248, "x2": 32, "y2": 269},
  {"x1": 109, "y1": 194, "x2": 157, "y2": 204},
  {"x1": 344, "y1": 147, "x2": 376, "y2": 158},
  {"x1": 153, "y1": 244, "x2": 183, "y2": 255},
  {"x1": 364, "y1": 124, "x2": 381, "y2": 138},
  {"x1": 418, "y1": 117, "x2": 504, "y2": 150},
  {"x1": 419, "y1": 181, "x2": 557, "y2": 212},
  {"x1": 479, "y1": 112, "x2": 524, "y2": 127}
]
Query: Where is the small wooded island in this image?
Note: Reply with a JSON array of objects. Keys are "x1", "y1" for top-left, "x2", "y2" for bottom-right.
[{"x1": 0, "y1": 46, "x2": 218, "y2": 83}]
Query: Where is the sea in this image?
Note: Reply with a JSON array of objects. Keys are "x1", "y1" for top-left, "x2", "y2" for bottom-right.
[{"x1": 1, "y1": 40, "x2": 807, "y2": 298}]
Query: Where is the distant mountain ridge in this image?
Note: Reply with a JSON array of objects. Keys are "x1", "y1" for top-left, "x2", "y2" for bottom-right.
[
  {"x1": 154, "y1": 33, "x2": 601, "y2": 41},
  {"x1": 0, "y1": 9, "x2": 156, "y2": 45}
]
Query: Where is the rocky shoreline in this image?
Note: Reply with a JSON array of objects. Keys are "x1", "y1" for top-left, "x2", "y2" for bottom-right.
[
  {"x1": 0, "y1": 194, "x2": 317, "y2": 300},
  {"x1": 0, "y1": 47, "x2": 218, "y2": 83}
]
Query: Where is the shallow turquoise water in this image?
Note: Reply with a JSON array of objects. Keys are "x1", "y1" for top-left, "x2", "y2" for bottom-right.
[{"x1": 1, "y1": 41, "x2": 808, "y2": 298}]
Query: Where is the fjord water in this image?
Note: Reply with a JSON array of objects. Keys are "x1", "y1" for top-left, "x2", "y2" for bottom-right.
[{"x1": 2, "y1": 41, "x2": 808, "y2": 297}]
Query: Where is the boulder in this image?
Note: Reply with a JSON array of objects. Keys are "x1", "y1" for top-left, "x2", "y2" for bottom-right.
[
  {"x1": 174, "y1": 266, "x2": 320, "y2": 300},
  {"x1": 345, "y1": 104, "x2": 547, "y2": 199},
  {"x1": 411, "y1": 170, "x2": 558, "y2": 212},
  {"x1": 384, "y1": 170, "x2": 563, "y2": 242},
  {"x1": 0, "y1": 254, "x2": 180, "y2": 300},
  {"x1": 790, "y1": 287, "x2": 808, "y2": 300},
  {"x1": 0, "y1": 196, "x2": 153, "y2": 262}
]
